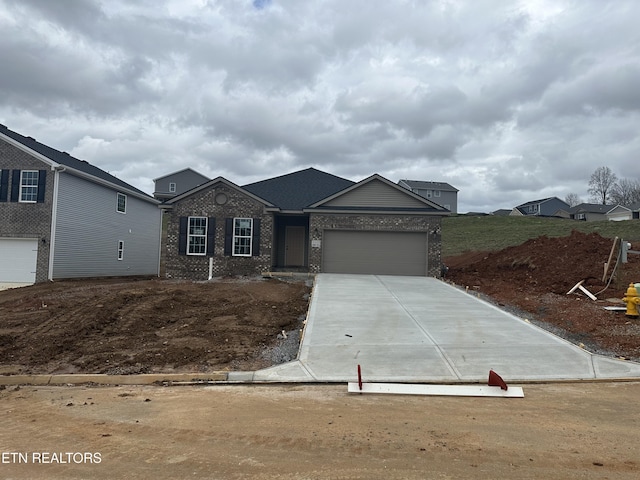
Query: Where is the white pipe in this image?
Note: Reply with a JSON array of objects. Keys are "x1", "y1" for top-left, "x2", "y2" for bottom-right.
[{"x1": 208, "y1": 257, "x2": 213, "y2": 280}]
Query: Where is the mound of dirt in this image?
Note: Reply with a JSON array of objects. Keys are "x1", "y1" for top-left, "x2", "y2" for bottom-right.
[
  {"x1": 0, "y1": 277, "x2": 310, "y2": 375},
  {"x1": 445, "y1": 230, "x2": 640, "y2": 362}
]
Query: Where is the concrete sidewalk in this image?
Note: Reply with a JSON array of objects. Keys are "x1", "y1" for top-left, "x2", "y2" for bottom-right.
[{"x1": 254, "y1": 274, "x2": 640, "y2": 383}]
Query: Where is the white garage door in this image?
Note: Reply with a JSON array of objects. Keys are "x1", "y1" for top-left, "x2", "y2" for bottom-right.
[
  {"x1": 0, "y1": 238, "x2": 38, "y2": 283},
  {"x1": 322, "y1": 230, "x2": 427, "y2": 276}
]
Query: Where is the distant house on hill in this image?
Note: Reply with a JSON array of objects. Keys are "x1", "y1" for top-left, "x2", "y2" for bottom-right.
[
  {"x1": 397, "y1": 180, "x2": 458, "y2": 213},
  {"x1": 511, "y1": 197, "x2": 570, "y2": 218},
  {"x1": 569, "y1": 203, "x2": 616, "y2": 222}
]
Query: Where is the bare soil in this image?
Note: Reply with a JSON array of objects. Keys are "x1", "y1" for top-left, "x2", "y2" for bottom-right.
[
  {"x1": 0, "y1": 277, "x2": 311, "y2": 375},
  {"x1": 1, "y1": 383, "x2": 639, "y2": 479}
]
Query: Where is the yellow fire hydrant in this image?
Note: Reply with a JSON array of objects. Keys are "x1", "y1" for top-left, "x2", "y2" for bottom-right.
[{"x1": 622, "y1": 283, "x2": 640, "y2": 318}]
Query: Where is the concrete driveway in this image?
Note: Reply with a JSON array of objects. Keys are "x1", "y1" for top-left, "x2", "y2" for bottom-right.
[{"x1": 254, "y1": 274, "x2": 640, "y2": 383}]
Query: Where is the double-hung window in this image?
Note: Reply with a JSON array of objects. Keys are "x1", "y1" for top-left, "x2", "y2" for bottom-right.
[
  {"x1": 117, "y1": 193, "x2": 127, "y2": 213},
  {"x1": 20, "y1": 170, "x2": 39, "y2": 203},
  {"x1": 233, "y1": 218, "x2": 252, "y2": 256},
  {"x1": 117, "y1": 241, "x2": 125, "y2": 260},
  {"x1": 188, "y1": 217, "x2": 207, "y2": 255},
  {"x1": 169, "y1": 182, "x2": 176, "y2": 193}
]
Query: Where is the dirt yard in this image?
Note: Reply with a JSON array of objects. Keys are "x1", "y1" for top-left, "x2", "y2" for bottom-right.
[
  {"x1": 0, "y1": 277, "x2": 311, "y2": 375},
  {"x1": 1, "y1": 382, "x2": 639, "y2": 479}
]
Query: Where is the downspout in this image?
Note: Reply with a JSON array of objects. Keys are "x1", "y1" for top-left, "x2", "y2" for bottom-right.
[{"x1": 48, "y1": 166, "x2": 65, "y2": 280}]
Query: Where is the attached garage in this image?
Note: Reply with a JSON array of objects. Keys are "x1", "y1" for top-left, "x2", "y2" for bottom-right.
[
  {"x1": 0, "y1": 238, "x2": 38, "y2": 284},
  {"x1": 322, "y1": 230, "x2": 427, "y2": 276}
]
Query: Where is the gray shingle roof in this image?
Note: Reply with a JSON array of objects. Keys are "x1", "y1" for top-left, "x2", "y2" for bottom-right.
[
  {"x1": 398, "y1": 180, "x2": 459, "y2": 192},
  {"x1": 243, "y1": 167, "x2": 354, "y2": 210},
  {"x1": 0, "y1": 124, "x2": 150, "y2": 198},
  {"x1": 569, "y1": 203, "x2": 615, "y2": 214}
]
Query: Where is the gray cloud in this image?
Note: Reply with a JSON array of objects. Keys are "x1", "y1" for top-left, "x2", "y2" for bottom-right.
[{"x1": 1, "y1": 0, "x2": 639, "y2": 213}]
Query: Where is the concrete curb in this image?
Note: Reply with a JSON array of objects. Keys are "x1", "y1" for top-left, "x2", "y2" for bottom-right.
[
  {"x1": 0, "y1": 372, "x2": 229, "y2": 386},
  {"x1": 1, "y1": 372, "x2": 639, "y2": 387}
]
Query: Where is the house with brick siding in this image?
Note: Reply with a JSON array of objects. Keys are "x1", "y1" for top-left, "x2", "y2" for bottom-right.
[
  {"x1": 162, "y1": 168, "x2": 449, "y2": 279},
  {"x1": 0, "y1": 124, "x2": 162, "y2": 286}
]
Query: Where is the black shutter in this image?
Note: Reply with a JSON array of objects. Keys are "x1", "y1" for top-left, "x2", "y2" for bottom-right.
[
  {"x1": 178, "y1": 217, "x2": 188, "y2": 255},
  {"x1": 10, "y1": 170, "x2": 20, "y2": 202},
  {"x1": 224, "y1": 218, "x2": 233, "y2": 256},
  {"x1": 252, "y1": 218, "x2": 261, "y2": 256},
  {"x1": 0, "y1": 170, "x2": 8, "y2": 202},
  {"x1": 36, "y1": 170, "x2": 47, "y2": 203},
  {"x1": 206, "y1": 217, "x2": 216, "y2": 256}
]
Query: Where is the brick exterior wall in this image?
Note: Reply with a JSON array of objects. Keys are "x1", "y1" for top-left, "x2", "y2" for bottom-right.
[
  {"x1": 164, "y1": 183, "x2": 273, "y2": 280},
  {"x1": 308, "y1": 213, "x2": 443, "y2": 278},
  {"x1": 0, "y1": 139, "x2": 54, "y2": 282}
]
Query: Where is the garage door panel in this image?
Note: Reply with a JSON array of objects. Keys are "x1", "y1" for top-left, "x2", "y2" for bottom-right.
[
  {"x1": 0, "y1": 238, "x2": 38, "y2": 283},
  {"x1": 322, "y1": 231, "x2": 426, "y2": 276}
]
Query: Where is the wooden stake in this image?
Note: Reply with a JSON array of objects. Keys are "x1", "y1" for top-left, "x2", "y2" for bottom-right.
[{"x1": 602, "y1": 236, "x2": 619, "y2": 282}]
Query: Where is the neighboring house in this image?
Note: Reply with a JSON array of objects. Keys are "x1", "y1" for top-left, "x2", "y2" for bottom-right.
[
  {"x1": 153, "y1": 168, "x2": 209, "y2": 201},
  {"x1": 511, "y1": 197, "x2": 570, "y2": 217},
  {"x1": 163, "y1": 167, "x2": 449, "y2": 279},
  {"x1": 605, "y1": 205, "x2": 633, "y2": 222},
  {"x1": 0, "y1": 124, "x2": 162, "y2": 285},
  {"x1": 569, "y1": 203, "x2": 616, "y2": 222},
  {"x1": 397, "y1": 180, "x2": 458, "y2": 213}
]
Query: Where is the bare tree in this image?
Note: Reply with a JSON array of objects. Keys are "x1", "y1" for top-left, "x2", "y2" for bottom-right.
[
  {"x1": 610, "y1": 178, "x2": 640, "y2": 205},
  {"x1": 588, "y1": 166, "x2": 618, "y2": 204},
  {"x1": 564, "y1": 193, "x2": 582, "y2": 207}
]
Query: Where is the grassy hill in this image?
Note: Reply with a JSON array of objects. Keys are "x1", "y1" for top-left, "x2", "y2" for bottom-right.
[{"x1": 442, "y1": 215, "x2": 640, "y2": 257}]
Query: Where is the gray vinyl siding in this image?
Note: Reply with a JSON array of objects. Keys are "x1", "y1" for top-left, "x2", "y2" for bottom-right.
[
  {"x1": 413, "y1": 189, "x2": 457, "y2": 213},
  {"x1": 154, "y1": 169, "x2": 209, "y2": 199},
  {"x1": 323, "y1": 179, "x2": 426, "y2": 208},
  {"x1": 52, "y1": 172, "x2": 161, "y2": 279}
]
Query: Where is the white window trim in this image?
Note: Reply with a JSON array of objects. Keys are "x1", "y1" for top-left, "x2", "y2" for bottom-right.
[
  {"x1": 117, "y1": 240, "x2": 124, "y2": 260},
  {"x1": 232, "y1": 217, "x2": 253, "y2": 257},
  {"x1": 117, "y1": 192, "x2": 127, "y2": 214},
  {"x1": 169, "y1": 182, "x2": 176, "y2": 193},
  {"x1": 187, "y1": 216, "x2": 207, "y2": 256},
  {"x1": 434, "y1": 190, "x2": 441, "y2": 197},
  {"x1": 19, "y1": 170, "x2": 39, "y2": 203}
]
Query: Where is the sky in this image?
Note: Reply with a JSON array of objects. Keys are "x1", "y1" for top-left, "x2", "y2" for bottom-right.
[{"x1": 1, "y1": 0, "x2": 639, "y2": 213}]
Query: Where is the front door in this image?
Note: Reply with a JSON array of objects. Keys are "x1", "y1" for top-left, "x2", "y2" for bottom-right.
[{"x1": 284, "y1": 226, "x2": 305, "y2": 266}]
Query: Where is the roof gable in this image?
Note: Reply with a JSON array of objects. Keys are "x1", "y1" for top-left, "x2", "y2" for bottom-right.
[
  {"x1": 242, "y1": 167, "x2": 354, "y2": 210},
  {"x1": 310, "y1": 174, "x2": 448, "y2": 211},
  {"x1": 606, "y1": 205, "x2": 631, "y2": 214},
  {"x1": 153, "y1": 168, "x2": 209, "y2": 182},
  {"x1": 165, "y1": 176, "x2": 274, "y2": 207},
  {"x1": 0, "y1": 124, "x2": 152, "y2": 199}
]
